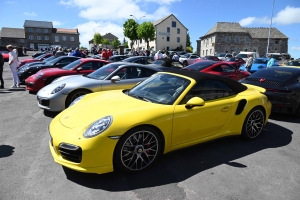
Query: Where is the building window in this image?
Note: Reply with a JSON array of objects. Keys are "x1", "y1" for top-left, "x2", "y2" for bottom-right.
[
  {"x1": 275, "y1": 40, "x2": 279, "y2": 44},
  {"x1": 167, "y1": 46, "x2": 169, "y2": 51},
  {"x1": 28, "y1": 28, "x2": 33, "y2": 32},
  {"x1": 36, "y1": 29, "x2": 41, "y2": 33},
  {"x1": 70, "y1": 37, "x2": 74, "y2": 41},
  {"x1": 177, "y1": 28, "x2": 180, "y2": 34},
  {"x1": 210, "y1": 49, "x2": 212, "y2": 55},
  {"x1": 37, "y1": 36, "x2": 42, "y2": 40},
  {"x1": 62, "y1": 36, "x2": 67, "y2": 41},
  {"x1": 226, "y1": 37, "x2": 230, "y2": 42},
  {"x1": 55, "y1": 36, "x2": 59, "y2": 42},
  {"x1": 167, "y1": 27, "x2": 170, "y2": 33},
  {"x1": 167, "y1": 37, "x2": 170, "y2": 42},
  {"x1": 29, "y1": 35, "x2": 34, "y2": 40},
  {"x1": 172, "y1": 21, "x2": 176, "y2": 27},
  {"x1": 177, "y1": 37, "x2": 180, "y2": 43},
  {"x1": 44, "y1": 29, "x2": 48, "y2": 33},
  {"x1": 19, "y1": 39, "x2": 25, "y2": 43},
  {"x1": 245, "y1": 37, "x2": 249, "y2": 42},
  {"x1": 235, "y1": 37, "x2": 239, "y2": 42},
  {"x1": 45, "y1": 36, "x2": 49, "y2": 40},
  {"x1": 140, "y1": 39, "x2": 142, "y2": 43}
]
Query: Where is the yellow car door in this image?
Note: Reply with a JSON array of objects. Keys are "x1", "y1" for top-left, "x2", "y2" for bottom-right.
[{"x1": 171, "y1": 80, "x2": 236, "y2": 146}]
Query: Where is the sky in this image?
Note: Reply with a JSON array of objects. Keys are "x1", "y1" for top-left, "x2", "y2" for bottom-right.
[{"x1": 1, "y1": 0, "x2": 300, "y2": 58}]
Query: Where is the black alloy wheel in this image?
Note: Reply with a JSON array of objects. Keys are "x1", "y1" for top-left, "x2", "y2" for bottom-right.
[{"x1": 241, "y1": 107, "x2": 265, "y2": 140}]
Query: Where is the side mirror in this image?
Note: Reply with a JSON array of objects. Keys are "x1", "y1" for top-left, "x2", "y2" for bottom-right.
[
  {"x1": 111, "y1": 75, "x2": 121, "y2": 82},
  {"x1": 185, "y1": 97, "x2": 205, "y2": 109},
  {"x1": 76, "y1": 67, "x2": 82, "y2": 71}
]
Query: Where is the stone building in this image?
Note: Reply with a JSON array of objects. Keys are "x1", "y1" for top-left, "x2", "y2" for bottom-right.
[
  {"x1": 196, "y1": 22, "x2": 288, "y2": 57},
  {"x1": 0, "y1": 28, "x2": 25, "y2": 47},
  {"x1": 52, "y1": 28, "x2": 80, "y2": 50}
]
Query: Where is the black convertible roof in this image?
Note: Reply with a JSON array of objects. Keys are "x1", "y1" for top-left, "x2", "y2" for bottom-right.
[{"x1": 162, "y1": 69, "x2": 248, "y2": 93}]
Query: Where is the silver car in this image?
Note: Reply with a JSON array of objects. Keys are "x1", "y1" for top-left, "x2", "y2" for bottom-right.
[{"x1": 36, "y1": 62, "x2": 167, "y2": 112}]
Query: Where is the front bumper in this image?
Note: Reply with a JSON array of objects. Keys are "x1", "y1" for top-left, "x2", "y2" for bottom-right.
[
  {"x1": 25, "y1": 76, "x2": 44, "y2": 92},
  {"x1": 37, "y1": 90, "x2": 67, "y2": 112}
]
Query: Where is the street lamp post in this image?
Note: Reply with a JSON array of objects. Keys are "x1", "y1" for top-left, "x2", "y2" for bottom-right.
[
  {"x1": 267, "y1": 0, "x2": 275, "y2": 54},
  {"x1": 130, "y1": 15, "x2": 145, "y2": 51}
]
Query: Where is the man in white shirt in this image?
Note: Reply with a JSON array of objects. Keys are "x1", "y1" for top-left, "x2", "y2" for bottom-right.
[
  {"x1": 7, "y1": 44, "x2": 20, "y2": 88},
  {"x1": 245, "y1": 53, "x2": 253, "y2": 73}
]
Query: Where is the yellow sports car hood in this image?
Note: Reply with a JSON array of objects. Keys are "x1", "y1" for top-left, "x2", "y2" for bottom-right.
[{"x1": 59, "y1": 90, "x2": 164, "y2": 128}]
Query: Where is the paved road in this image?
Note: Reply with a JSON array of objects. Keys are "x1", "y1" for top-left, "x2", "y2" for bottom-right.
[{"x1": 0, "y1": 54, "x2": 300, "y2": 200}]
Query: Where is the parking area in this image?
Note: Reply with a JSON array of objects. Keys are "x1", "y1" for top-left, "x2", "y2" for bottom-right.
[{"x1": 0, "y1": 54, "x2": 300, "y2": 200}]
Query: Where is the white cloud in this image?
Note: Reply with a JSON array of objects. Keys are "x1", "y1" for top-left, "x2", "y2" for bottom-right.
[
  {"x1": 52, "y1": 21, "x2": 63, "y2": 26},
  {"x1": 142, "y1": 0, "x2": 181, "y2": 5},
  {"x1": 76, "y1": 21, "x2": 124, "y2": 48},
  {"x1": 23, "y1": 12, "x2": 37, "y2": 17},
  {"x1": 239, "y1": 6, "x2": 300, "y2": 26},
  {"x1": 291, "y1": 46, "x2": 300, "y2": 51}
]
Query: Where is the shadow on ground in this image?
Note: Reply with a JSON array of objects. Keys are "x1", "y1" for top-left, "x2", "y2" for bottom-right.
[
  {"x1": 62, "y1": 121, "x2": 292, "y2": 191},
  {"x1": 0, "y1": 145, "x2": 15, "y2": 158},
  {"x1": 269, "y1": 113, "x2": 300, "y2": 123}
]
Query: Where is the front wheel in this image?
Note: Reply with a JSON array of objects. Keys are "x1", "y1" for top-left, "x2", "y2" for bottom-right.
[
  {"x1": 241, "y1": 107, "x2": 265, "y2": 140},
  {"x1": 114, "y1": 126, "x2": 162, "y2": 173},
  {"x1": 65, "y1": 89, "x2": 91, "y2": 108},
  {"x1": 183, "y1": 61, "x2": 188, "y2": 67}
]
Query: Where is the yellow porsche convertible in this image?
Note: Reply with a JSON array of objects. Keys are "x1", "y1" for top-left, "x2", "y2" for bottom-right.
[{"x1": 48, "y1": 70, "x2": 271, "y2": 174}]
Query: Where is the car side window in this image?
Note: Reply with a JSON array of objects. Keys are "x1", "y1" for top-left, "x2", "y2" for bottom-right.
[
  {"x1": 212, "y1": 65, "x2": 223, "y2": 72},
  {"x1": 80, "y1": 62, "x2": 93, "y2": 70},
  {"x1": 147, "y1": 58, "x2": 154, "y2": 64},
  {"x1": 221, "y1": 64, "x2": 235, "y2": 72},
  {"x1": 92, "y1": 62, "x2": 106, "y2": 70},
  {"x1": 138, "y1": 68, "x2": 157, "y2": 78},
  {"x1": 120, "y1": 67, "x2": 140, "y2": 79},
  {"x1": 180, "y1": 80, "x2": 235, "y2": 104},
  {"x1": 134, "y1": 59, "x2": 144, "y2": 64}
]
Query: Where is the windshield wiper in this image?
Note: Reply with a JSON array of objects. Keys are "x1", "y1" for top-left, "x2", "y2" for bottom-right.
[{"x1": 128, "y1": 92, "x2": 152, "y2": 102}]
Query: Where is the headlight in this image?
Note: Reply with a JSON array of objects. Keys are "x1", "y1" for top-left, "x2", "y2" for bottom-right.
[
  {"x1": 51, "y1": 84, "x2": 65, "y2": 94},
  {"x1": 69, "y1": 95, "x2": 85, "y2": 107},
  {"x1": 83, "y1": 116, "x2": 113, "y2": 138}
]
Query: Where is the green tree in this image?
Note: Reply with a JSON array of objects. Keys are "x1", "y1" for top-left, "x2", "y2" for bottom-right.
[
  {"x1": 102, "y1": 38, "x2": 110, "y2": 48},
  {"x1": 123, "y1": 19, "x2": 139, "y2": 49},
  {"x1": 186, "y1": 46, "x2": 193, "y2": 53},
  {"x1": 111, "y1": 38, "x2": 121, "y2": 49},
  {"x1": 137, "y1": 22, "x2": 155, "y2": 50},
  {"x1": 186, "y1": 32, "x2": 191, "y2": 47},
  {"x1": 93, "y1": 33, "x2": 103, "y2": 47}
]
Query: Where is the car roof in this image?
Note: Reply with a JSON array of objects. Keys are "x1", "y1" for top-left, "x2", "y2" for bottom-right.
[{"x1": 162, "y1": 69, "x2": 247, "y2": 93}]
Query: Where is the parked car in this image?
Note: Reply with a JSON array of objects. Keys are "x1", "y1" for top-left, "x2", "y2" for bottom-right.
[
  {"x1": 122, "y1": 56, "x2": 154, "y2": 64},
  {"x1": 25, "y1": 58, "x2": 109, "y2": 93},
  {"x1": 20, "y1": 56, "x2": 81, "y2": 85},
  {"x1": 183, "y1": 60, "x2": 250, "y2": 81},
  {"x1": 107, "y1": 55, "x2": 128, "y2": 62},
  {"x1": 48, "y1": 70, "x2": 271, "y2": 174},
  {"x1": 179, "y1": 53, "x2": 200, "y2": 67},
  {"x1": 236, "y1": 52, "x2": 260, "y2": 61},
  {"x1": 0, "y1": 51, "x2": 9, "y2": 62},
  {"x1": 239, "y1": 58, "x2": 278, "y2": 73},
  {"x1": 283, "y1": 60, "x2": 300, "y2": 67},
  {"x1": 240, "y1": 66, "x2": 300, "y2": 117},
  {"x1": 201, "y1": 56, "x2": 221, "y2": 61},
  {"x1": 37, "y1": 62, "x2": 172, "y2": 112},
  {"x1": 149, "y1": 58, "x2": 184, "y2": 69},
  {"x1": 18, "y1": 53, "x2": 53, "y2": 67}
]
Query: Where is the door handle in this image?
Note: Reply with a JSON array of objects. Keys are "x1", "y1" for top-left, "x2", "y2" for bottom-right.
[{"x1": 221, "y1": 106, "x2": 230, "y2": 112}]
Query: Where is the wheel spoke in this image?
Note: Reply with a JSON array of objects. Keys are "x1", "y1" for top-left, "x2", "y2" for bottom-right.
[{"x1": 245, "y1": 110, "x2": 264, "y2": 138}]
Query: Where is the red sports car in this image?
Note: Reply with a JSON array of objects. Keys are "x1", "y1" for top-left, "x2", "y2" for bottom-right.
[
  {"x1": 183, "y1": 60, "x2": 250, "y2": 81},
  {"x1": 18, "y1": 53, "x2": 53, "y2": 67},
  {"x1": 1, "y1": 51, "x2": 9, "y2": 62},
  {"x1": 25, "y1": 58, "x2": 109, "y2": 92}
]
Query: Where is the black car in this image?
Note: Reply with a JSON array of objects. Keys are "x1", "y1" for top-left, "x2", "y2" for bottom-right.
[
  {"x1": 240, "y1": 66, "x2": 300, "y2": 117},
  {"x1": 107, "y1": 55, "x2": 128, "y2": 62},
  {"x1": 122, "y1": 56, "x2": 154, "y2": 64},
  {"x1": 18, "y1": 56, "x2": 81, "y2": 84},
  {"x1": 149, "y1": 58, "x2": 184, "y2": 69},
  {"x1": 32, "y1": 52, "x2": 45, "y2": 58}
]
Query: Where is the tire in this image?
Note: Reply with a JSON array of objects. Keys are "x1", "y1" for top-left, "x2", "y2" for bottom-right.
[
  {"x1": 65, "y1": 89, "x2": 91, "y2": 108},
  {"x1": 241, "y1": 107, "x2": 265, "y2": 140},
  {"x1": 114, "y1": 126, "x2": 162, "y2": 173},
  {"x1": 183, "y1": 61, "x2": 188, "y2": 67},
  {"x1": 45, "y1": 76, "x2": 59, "y2": 86}
]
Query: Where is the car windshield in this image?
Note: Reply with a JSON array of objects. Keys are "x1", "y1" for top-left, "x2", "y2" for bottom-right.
[
  {"x1": 184, "y1": 61, "x2": 216, "y2": 71},
  {"x1": 62, "y1": 60, "x2": 81, "y2": 70},
  {"x1": 34, "y1": 54, "x2": 46, "y2": 60},
  {"x1": 286, "y1": 61, "x2": 300, "y2": 66},
  {"x1": 236, "y1": 54, "x2": 248, "y2": 58},
  {"x1": 216, "y1": 53, "x2": 226, "y2": 57},
  {"x1": 180, "y1": 53, "x2": 191, "y2": 58},
  {"x1": 128, "y1": 73, "x2": 191, "y2": 105},
  {"x1": 43, "y1": 56, "x2": 55, "y2": 62},
  {"x1": 254, "y1": 59, "x2": 268, "y2": 64},
  {"x1": 86, "y1": 63, "x2": 123, "y2": 80},
  {"x1": 45, "y1": 57, "x2": 63, "y2": 65},
  {"x1": 123, "y1": 57, "x2": 142, "y2": 62}
]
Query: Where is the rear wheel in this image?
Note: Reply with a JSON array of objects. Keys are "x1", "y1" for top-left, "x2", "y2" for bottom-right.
[
  {"x1": 65, "y1": 89, "x2": 91, "y2": 108},
  {"x1": 241, "y1": 107, "x2": 265, "y2": 140}
]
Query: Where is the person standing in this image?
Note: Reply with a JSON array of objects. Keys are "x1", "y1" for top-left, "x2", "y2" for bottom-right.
[
  {"x1": 172, "y1": 52, "x2": 179, "y2": 60},
  {"x1": 245, "y1": 53, "x2": 253, "y2": 72},
  {"x1": 6, "y1": 44, "x2": 20, "y2": 88},
  {"x1": 107, "y1": 49, "x2": 113, "y2": 59},
  {"x1": 266, "y1": 54, "x2": 275, "y2": 68},
  {"x1": 101, "y1": 49, "x2": 107, "y2": 60},
  {"x1": 55, "y1": 47, "x2": 65, "y2": 57},
  {"x1": 0, "y1": 53, "x2": 4, "y2": 88}
]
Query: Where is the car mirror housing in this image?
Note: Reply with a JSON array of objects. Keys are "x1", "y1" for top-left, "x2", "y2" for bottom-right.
[
  {"x1": 111, "y1": 75, "x2": 121, "y2": 82},
  {"x1": 76, "y1": 67, "x2": 82, "y2": 71},
  {"x1": 185, "y1": 97, "x2": 205, "y2": 109}
]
